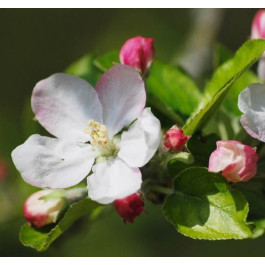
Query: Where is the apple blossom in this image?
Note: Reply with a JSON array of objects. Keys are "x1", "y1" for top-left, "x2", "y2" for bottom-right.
[
  {"x1": 114, "y1": 193, "x2": 144, "y2": 223},
  {"x1": 238, "y1": 83, "x2": 265, "y2": 142},
  {"x1": 208, "y1": 140, "x2": 258, "y2": 182},
  {"x1": 12, "y1": 65, "x2": 161, "y2": 204},
  {"x1": 163, "y1": 125, "x2": 191, "y2": 152},
  {"x1": 24, "y1": 189, "x2": 68, "y2": 228},
  {"x1": 119, "y1": 36, "x2": 155, "y2": 75}
]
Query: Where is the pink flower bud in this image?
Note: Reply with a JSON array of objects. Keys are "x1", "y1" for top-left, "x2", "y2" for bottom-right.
[
  {"x1": 251, "y1": 9, "x2": 265, "y2": 39},
  {"x1": 163, "y1": 125, "x2": 191, "y2": 152},
  {"x1": 119, "y1": 36, "x2": 155, "y2": 75},
  {"x1": 24, "y1": 189, "x2": 68, "y2": 228},
  {"x1": 0, "y1": 158, "x2": 8, "y2": 180},
  {"x1": 114, "y1": 193, "x2": 144, "y2": 223},
  {"x1": 208, "y1": 140, "x2": 258, "y2": 182}
]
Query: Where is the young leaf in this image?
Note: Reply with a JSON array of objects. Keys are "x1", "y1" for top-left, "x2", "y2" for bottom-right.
[
  {"x1": 94, "y1": 50, "x2": 119, "y2": 72},
  {"x1": 19, "y1": 198, "x2": 103, "y2": 252},
  {"x1": 146, "y1": 61, "x2": 202, "y2": 116},
  {"x1": 214, "y1": 43, "x2": 259, "y2": 116},
  {"x1": 251, "y1": 220, "x2": 265, "y2": 239},
  {"x1": 163, "y1": 167, "x2": 252, "y2": 240},
  {"x1": 183, "y1": 39, "x2": 265, "y2": 135}
]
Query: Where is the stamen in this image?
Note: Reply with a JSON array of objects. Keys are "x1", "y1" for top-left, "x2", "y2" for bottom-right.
[{"x1": 84, "y1": 120, "x2": 116, "y2": 156}]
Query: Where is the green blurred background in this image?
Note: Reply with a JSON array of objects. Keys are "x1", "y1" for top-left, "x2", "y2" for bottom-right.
[{"x1": 0, "y1": 8, "x2": 264, "y2": 257}]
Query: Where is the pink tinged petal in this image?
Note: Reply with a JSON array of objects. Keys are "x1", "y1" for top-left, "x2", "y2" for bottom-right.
[
  {"x1": 11, "y1": 134, "x2": 97, "y2": 189},
  {"x1": 238, "y1": 145, "x2": 258, "y2": 182},
  {"x1": 32, "y1": 73, "x2": 103, "y2": 143},
  {"x1": 208, "y1": 140, "x2": 258, "y2": 182},
  {"x1": 208, "y1": 145, "x2": 237, "y2": 173},
  {"x1": 251, "y1": 10, "x2": 265, "y2": 39},
  {"x1": 238, "y1": 83, "x2": 265, "y2": 142},
  {"x1": 118, "y1": 108, "x2": 161, "y2": 167},
  {"x1": 119, "y1": 36, "x2": 155, "y2": 75},
  {"x1": 87, "y1": 158, "x2": 142, "y2": 204},
  {"x1": 96, "y1": 64, "x2": 146, "y2": 138}
]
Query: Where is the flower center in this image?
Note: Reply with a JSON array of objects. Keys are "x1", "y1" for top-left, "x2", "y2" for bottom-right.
[{"x1": 84, "y1": 120, "x2": 116, "y2": 156}]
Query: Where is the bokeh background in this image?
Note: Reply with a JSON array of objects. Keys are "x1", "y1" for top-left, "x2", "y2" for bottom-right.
[{"x1": 0, "y1": 8, "x2": 264, "y2": 257}]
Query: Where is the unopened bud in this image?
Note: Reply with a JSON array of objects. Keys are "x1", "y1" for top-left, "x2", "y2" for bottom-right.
[
  {"x1": 114, "y1": 193, "x2": 144, "y2": 223},
  {"x1": 208, "y1": 140, "x2": 258, "y2": 182},
  {"x1": 24, "y1": 189, "x2": 68, "y2": 228},
  {"x1": 163, "y1": 125, "x2": 191, "y2": 152},
  {"x1": 251, "y1": 9, "x2": 265, "y2": 40},
  {"x1": 119, "y1": 36, "x2": 154, "y2": 75}
]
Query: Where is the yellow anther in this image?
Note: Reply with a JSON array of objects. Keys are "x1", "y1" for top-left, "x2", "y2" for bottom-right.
[{"x1": 84, "y1": 120, "x2": 116, "y2": 156}]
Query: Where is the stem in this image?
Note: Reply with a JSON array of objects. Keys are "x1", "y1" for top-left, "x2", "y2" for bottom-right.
[{"x1": 151, "y1": 185, "x2": 173, "y2": 195}]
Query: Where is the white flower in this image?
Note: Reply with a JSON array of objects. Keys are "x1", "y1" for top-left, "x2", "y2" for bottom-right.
[
  {"x1": 238, "y1": 83, "x2": 265, "y2": 142},
  {"x1": 12, "y1": 65, "x2": 161, "y2": 204}
]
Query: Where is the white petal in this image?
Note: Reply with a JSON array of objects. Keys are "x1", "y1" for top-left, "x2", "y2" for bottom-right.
[
  {"x1": 87, "y1": 158, "x2": 142, "y2": 204},
  {"x1": 96, "y1": 65, "x2": 146, "y2": 138},
  {"x1": 118, "y1": 108, "x2": 161, "y2": 167},
  {"x1": 11, "y1": 134, "x2": 97, "y2": 188},
  {"x1": 238, "y1": 83, "x2": 265, "y2": 142},
  {"x1": 32, "y1": 73, "x2": 103, "y2": 142}
]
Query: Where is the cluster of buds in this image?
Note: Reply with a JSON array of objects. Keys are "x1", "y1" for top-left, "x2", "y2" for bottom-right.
[
  {"x1": 163, "y1": 124, "x2": 191, "y2": 153},
  {"x1": 25, "y1": 188, "x2": 145, "y2": 227},
  {"x1": 20, "y1": 28, "x2": 262, "y2": 231},
  {"x1": 119, "y1": 36, "x2": 155, "y2": 76}
]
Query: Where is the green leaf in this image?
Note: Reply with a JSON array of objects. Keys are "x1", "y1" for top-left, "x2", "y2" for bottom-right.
[
  {"x1": 251, "y1": 220, "x2": 265, "y2": 239},
  {"x1": 167, "y1": 159, "x2": 200, "y2": 177},
  {"x1": 19, "y1": 198, "x2": 103, "y2": 252},
  {"x1": 167, "y1": 152, "x2": 196, "y2": 176},
  {"x1": 146, "y1": 61, "x2": 202, "y2": 116},
  {"x1": 214, "y1": 43, "x2": 259, "y2": 116},
  {"x1": 236, "y1": 182, "x2": 265, "y2": 221},
  {"x1": 163, "y1": 167, "x2": 252, "y2": 240},
  {"x1": 94, "y1": 50, "x2": 119, "y2": 72},
  {"x1": 183, "y1": 39, "x2": 265, "y2": 135},
  {"x1": 65, "y1": 53, "x2": 102, "y2": 86},
  {"x1": 224, "y1": 70, "x2": 258, "y2": 116},
  {"x1": 234, "y1": 179, "x2": 265, "y2": 238}
]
